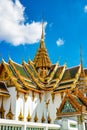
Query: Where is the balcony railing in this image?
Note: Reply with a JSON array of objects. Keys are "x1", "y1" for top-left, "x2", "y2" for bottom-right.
[{"x1": 0, "y1": 119, "x2": 60, "y2": 130}]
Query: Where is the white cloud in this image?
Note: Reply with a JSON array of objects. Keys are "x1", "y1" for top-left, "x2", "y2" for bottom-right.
[
  {"x1": 0, "y1": 0, "x2": 47, "y2": 46},
  {"x1": 84, "y1": 5, "x2": 87, "y2": 13},
  {"x1": 56, "y1": 38, "x2": 64, "y2": 46}
]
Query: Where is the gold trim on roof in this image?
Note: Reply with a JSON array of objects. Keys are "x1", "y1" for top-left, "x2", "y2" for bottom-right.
[
  {"x1": 47, "y1": 63, "x2": 58, "y2": 82},
  {"x1": 51, "y1": 93, "x2": 55, "y2": 103},
  {"x1": 22, "y1": 61, "x2": 44, "y2": 92},
  {"x1": 56, "y1": 89, "x2": 87, "y2": 118},
  {"x1": 39, "y1": 93, "x2": 42, "y2": 102},
  {"x1": 23, "y1": 62, "x2": 56, "y2": 91},
  {"x1": 53, "y1": 64, "x2": 66, "y2": 89},
  {"x1": 2, "y1": 60, "x2": 28, "y2": 93},
  {"x1": 9, "y1": 59, "x2": 42, "y2": 93},
  {"x1": 28, "y1": 60, "x2": 44, "y2": 83},
  {"x1": 32, "y1": 91, "x2": 35, "y2": 101},
  {"x1": 24, "y1": 94, "x2": 28, "y2": 102}
]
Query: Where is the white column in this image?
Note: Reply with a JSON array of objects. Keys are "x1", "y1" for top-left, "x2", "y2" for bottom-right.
[
  {"x1": 23, "y1": 122, "x2": 26, "y2": 130},
  {"x1": 77, "y1": 115, "x2": 85, "y2": 130}
]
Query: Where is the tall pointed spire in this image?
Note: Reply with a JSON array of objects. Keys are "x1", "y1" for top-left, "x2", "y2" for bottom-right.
[
  {"x1": 80, "y1": 45, "x2": 83, "y2": 68},
  {"x1": 80, "y1": 45, "x2": 85, "y2": 78},
  {"x1": 41, "y1": 19, "x2": 44, "y2": 40},
  {"x1": 33, "y1": 20, "x2": 52, "y2": 71},
  {"x1": 40, "y1": 19, "x2": 45, "y2": 49}
]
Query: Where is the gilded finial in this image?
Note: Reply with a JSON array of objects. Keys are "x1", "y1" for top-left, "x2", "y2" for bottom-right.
[
  {"x1": 34, "y1": 112, "x2": 38, "y2": 122},
  {"x1": 46, "y1": 99, "x2": 50, "y2": 109},
  {"x1": 22, "y1": 57, "x2": 24, "y2": 65},
  {"x1": 48, "y1": 112, "x2": 51, "y2": 123},
  {"x1": 8, "y1": 54, "x2": 11, "y2": 61},
  {"x1": 18, "y1": 107, "x2": 24, "y2": 121},
  {"x1": 2, "y1": 58, "x2": 5, "y2": 63},
  {"x1": 26, "y1": 109, "x2": 31, "y2": 122},
  {"x1": 57, "y1": 57, "x2": 60, "y2": 66},
  {"x1": 8, "y1": 56, "x2": 12, "y2": 64},
  {"x1": 41, "y1": 112, "x2": 45, "y2": 123},
  {"x1": 6, "y1": 102, "x2": 14, "y2": 119}
]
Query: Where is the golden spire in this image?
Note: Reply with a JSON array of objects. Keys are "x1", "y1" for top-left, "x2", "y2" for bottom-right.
[
  {"x1": 80, "y1": 45, "x2": 83, "y2": 68},
  {"x1": 40, "y1": 20, "x2": 45, "y2": 48},
  {"x1": 80, "y1": 46, "x2": 85, "y2": 78},
  {"x1": 33, "y1": 20, "x2": 52, "y2": 71},
  {"x1": 41, "y1": 19, "x2": 44, "y2": 39}
]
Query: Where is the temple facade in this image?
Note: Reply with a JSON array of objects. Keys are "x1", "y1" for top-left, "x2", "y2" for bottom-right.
[{"x1": 0, "y1": 22, "x2": 87, "y2": 130}]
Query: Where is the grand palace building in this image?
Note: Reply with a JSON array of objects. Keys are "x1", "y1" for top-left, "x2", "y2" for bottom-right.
[{"x1": 0, "y1": 22, "x2": 87, "y2": 130}]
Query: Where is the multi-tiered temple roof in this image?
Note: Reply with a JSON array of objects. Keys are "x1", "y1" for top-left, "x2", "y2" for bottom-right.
[{"x1": 0, "y1": 22, "x2": 87, "y2": 97}]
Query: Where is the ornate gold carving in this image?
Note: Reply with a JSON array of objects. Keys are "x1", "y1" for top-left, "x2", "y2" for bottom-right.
[
  {"x1": 16, "y1": 91, "x2": 19, "y2": 99},
  {"x1": 41, "y1": 112, "x2": 45, "y2": 123},
  {"x1": 2, "y1": 60, "x2": 27, "y2": 93},
  {"x1": 39, "y1": 68, "x2": 48, "y2": 78},
  {"x1": 22, "y1": 62, "x2": 44, "y2": 92},
  {"x1": 33, "y1": 21, "x2": 52, "y2": 70},
  {"x1": 9, "y1": 60, "x2": 26, "y2": 88},
  {"x1": 0, "y1": 68, "x2": 9, "y2": 81},
  {"x1": 26, "y1": 109, "x2": 31, "y2": 122},
  {"x1": 77, "y1": 115, "x2": 84, "y2": 124},
  {"x1": 46, "y1": 99, "x2": 50, "y2": 109},
  {"x1": 34, "y1": 112, "x2": 38, "y2": 122},
  {"x1": 51, "y1": 93, "x2": 55, "y2": 103},
  {"x1": 61, "y1": 92, "x2": 64, "y2": 99},
  {"x1": 29, "y1": 60, "x2": 44, "y2": 83},
  {"x1": 48, "y1": 112, "x2": 51, "y2": 123},
  {"x1": 6, "y1": 103, "x2": 14, "y2": 119},
  {"x1": 32, "y1": 91, "x2": 35, "y2": 101},
  {"x1": 39, "y1": 93, "x2": 42, "y2": 102},
  {"x1": 18, "y1": 108, "x2": 24, "y2": 121},
  {"x1": 24, "y1": 94, "x2": 28, "y2": 102},
  {"x1": 49, "y1": 63, "x2": 58, "y2": 81}
]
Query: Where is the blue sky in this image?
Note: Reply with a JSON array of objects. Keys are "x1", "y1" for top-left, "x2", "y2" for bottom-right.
[{"x1": 0, "y1": 0, "x2": 87, "y2": 67}]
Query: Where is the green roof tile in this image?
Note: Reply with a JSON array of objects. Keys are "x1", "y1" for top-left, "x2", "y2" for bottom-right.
[
  {"x1": 13, "y1": 63, "x2": 28, "y2": 78},
  {"x1": 62, "y1": 66, "x2": 79, "y2": 80}
]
